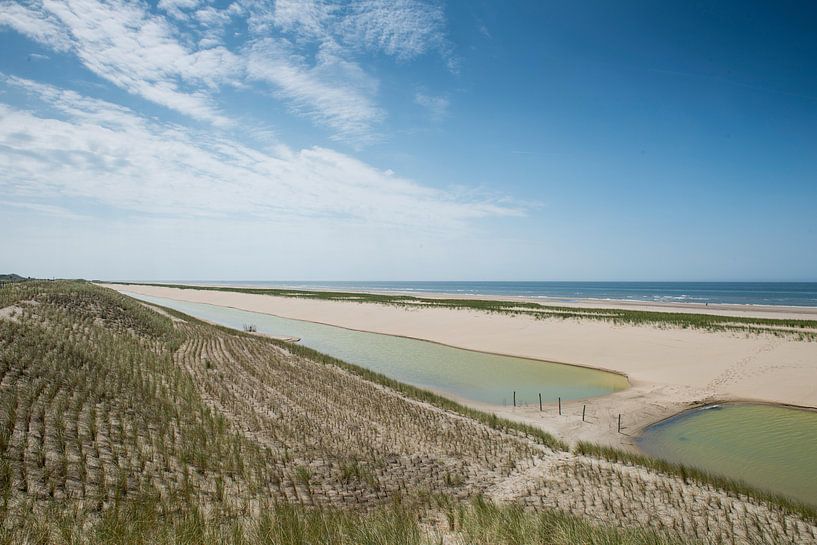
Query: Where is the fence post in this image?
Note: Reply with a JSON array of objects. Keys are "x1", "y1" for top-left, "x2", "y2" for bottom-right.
[
  {"x1": 582, "y1": 405, "x2": 586, "y2": 422},
  {"x1": 513, "y1": 391, "x2": 516, "y2": 407},
  {"x1": 538, "y1": 393, "x2": 542, "y2": 412},
  {"x1": 618, "y1": 414, "x2": 622, "y2": 433},
  {"x1": 558, "y1": 397, "x2": 561, "y2": 416}
]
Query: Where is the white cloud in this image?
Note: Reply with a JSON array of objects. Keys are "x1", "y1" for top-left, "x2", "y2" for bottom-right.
[
  {"x1": 0, "y1": 2, "x2": 71, "y2": 51},
  {"x1": 239, "y1": 0, "x2": 452, "y2": 141},
  {"x1": 50, "y1": 0, "x2": 237, "y2": 123},
  {"x1": 193, "y1": 6, "x2": 232, "y2": 30},
  {"x1": 243, "y1": 0, "x2": 450, "y2": 60},
  {"x1": 245, "y1": 38, "x2": 383, "y2": 143},
  {"x1": 1, "y1": 0, "x2": 454, "y2": 142},
  {"x1": 339, "y1": 0, "x2": 447, "y2": 60},
  {"x1": 157, "y1": 0, "x2": 200, "y2": 19},
  {"x1": 0, "y1": 199, "x2": 89, "y2": 220},
  {"x1": 0, "y1": 0, "x2": 238, "y2": 124},
  {"x1": 0, "y1": 76, "x2": 520, "y2": 232},
  {"x1": 267, "y1": 0, "x2": 335, "y2": 39},
  {"x1": 243, "y1": 0, "x2": 448, "y2": 61},
  {"x1": 415, "y1": 91, "x2": 449, "y2": 120}
]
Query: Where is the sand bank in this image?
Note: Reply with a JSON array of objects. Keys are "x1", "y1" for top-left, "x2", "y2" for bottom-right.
[{"x1": 101, "y1": 283, "x2": 817, "y2": 449}]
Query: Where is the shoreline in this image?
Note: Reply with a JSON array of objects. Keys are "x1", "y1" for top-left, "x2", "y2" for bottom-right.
[
  {"x1": 138, "y1": 280, "x2": 817, "y2": 320},
  {"x1": 638, "y1": 397, "x2": 817, "y2": 430},
  {"x1": 101, "y1": 282, "x2": 817, "y2": 453}
]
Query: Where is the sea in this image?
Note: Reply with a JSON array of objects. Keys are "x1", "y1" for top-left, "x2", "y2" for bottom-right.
[{"x1": 170, "y1": 281, "x2": 817, "y2": 308}]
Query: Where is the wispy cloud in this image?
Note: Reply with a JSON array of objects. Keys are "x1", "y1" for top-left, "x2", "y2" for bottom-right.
[
  {"x1": 241, "y1": 0, "x2": 453, "y2": 140},
  {"x1": 2, "y1": 0, "x2": 236, "y2": 124},
  {"x1": 156, "y1": 0, "x2": 201, "y2": 20},
  {"x1": 0, "y1": 199, "x2": 89, "y2": 220},
  {"x1": 0, "y1": 1, "x2": 72, "y2": 52},
  {"x1": 0, "y1": 76, "x2": 520, "y2": 231},
  {"x1": 1, "y1": 0, "x2": 452, "y2": 143},
  {"x1": 245, "y1": 38, "x2": 384, "y2": 143},
  {"x1": 415, "y1": 91, "x2": 449, "y2": 120},
  {"x1": 243, "y1": 0, "x2": 449, "y2": 62},
  {"x1": 261, "y1": 0, "x2": 336, "y2": 39},
  {"x1": 339, "y1": 0, "x2": 448, "y2": 61}
]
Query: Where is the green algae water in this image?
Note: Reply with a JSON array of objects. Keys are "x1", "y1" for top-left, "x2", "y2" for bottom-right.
[
  {"x1": 637, "y1": 404, "x2": 817, "y2": 506},
  {"x1": 126, "y1": 292, "x2": 628, "y2": 406}
]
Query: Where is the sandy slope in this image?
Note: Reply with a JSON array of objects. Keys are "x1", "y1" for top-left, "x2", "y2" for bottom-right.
[{"x1": 101, "y1": 283, "x2": 817, "y2": 448}]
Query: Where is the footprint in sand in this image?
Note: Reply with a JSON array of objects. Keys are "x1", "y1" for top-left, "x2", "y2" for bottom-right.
[{"x1": 707, "y1": 341, "x2": 778, "y2": 389}]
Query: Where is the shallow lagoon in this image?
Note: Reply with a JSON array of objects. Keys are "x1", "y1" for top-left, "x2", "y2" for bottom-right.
[
  {"x1": 637, "y1": 403, "x2": 817, "y2": 506},
  {"x1": 127, "y1": 292, "x2": 628, "y2": 407}
]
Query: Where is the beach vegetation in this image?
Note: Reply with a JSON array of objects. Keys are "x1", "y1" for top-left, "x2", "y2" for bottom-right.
[
  {"x1": 574, "y1": 441, "x2": 817, "y2": 524},
  {"x1": 1, "y1": 280, "x2": 816, "y2": 544}
]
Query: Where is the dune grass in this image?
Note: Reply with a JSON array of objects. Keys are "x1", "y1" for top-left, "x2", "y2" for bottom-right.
[
  {"x1": 2, "y1": 280, "x2": 816, "y2": 544},
  {"x1": 574, "y1": 441, "x2": 817, "y2": 524},
  {"x1": 108, "y1": 281, "x2": 817, "y2": 339},
  {"x1": 0, "y1": 492, "x2": 702, "y2": 545},
  {"x1": 149, "y1": 288, "x2": 817, "y2": 524},
  {"x1": 270, "y1": 335, "x2": 570, "y2": 453},
  {"x1": 151, "y1": 295, "x2": 570, "y2": 453},
  {"x1": 452, "y1": 495, "x2": 695, "y2": 545}
]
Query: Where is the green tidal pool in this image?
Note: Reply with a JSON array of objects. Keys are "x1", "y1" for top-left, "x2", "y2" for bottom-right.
[
  {"x1": 126, "y1": 292, "x2": 628, "y2": 406},
  {"x1": 637, "y1": 403, "x2": 817, "y2": 506}
]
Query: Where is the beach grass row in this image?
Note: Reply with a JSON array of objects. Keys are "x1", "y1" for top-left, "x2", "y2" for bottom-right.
[
  {"x1": 573, "y1": 441, "x2": 817, "y2": 524},
  {"x1": 2, "y1": 492, "x2": 694, "y2": 545},
  {"x1": 150, "y1": 292, "x2": 817, "y2": 521},
  {"x1": 154, "y1": 301, "x2": 570, "y2": 453},
  {"x1": 3, "y1": 280, "x2": 815, "y2": 544},
  {"x1": 0, "y1": 280, "x2": 699, "y2": 544}
]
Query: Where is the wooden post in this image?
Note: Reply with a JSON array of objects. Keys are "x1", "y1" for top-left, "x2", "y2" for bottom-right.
[
  {"x1": 582, "y1": 404, "x2": 586, "y2": 422},
  {"x1": 513, "y1": 391, "x2": 516, "y2": 407},
  {"x1": 558, "y1": 397, "x2": 561, "y2": 415},
  {"x1": 618, "y1": 414, "x2": 621, "y2": 433},
  {"x1": 538, "y1": 393, "x2": 542, "y2": 412}
]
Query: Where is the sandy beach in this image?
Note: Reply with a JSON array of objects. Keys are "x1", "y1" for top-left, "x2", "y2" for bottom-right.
[
  {"x1": 101, "y1": 283, "x2": 817, "y2": 450},
  {"x1": 179, "y1": 282, "x2": 817, "y2": 321}
]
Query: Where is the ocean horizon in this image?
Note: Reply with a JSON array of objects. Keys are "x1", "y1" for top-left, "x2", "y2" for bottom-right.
[{"x1": 150, "y1": 281, "x2": 817, "y2": 308}]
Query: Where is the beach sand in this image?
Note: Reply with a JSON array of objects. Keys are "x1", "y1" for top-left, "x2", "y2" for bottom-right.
[
  {"x1": 101, "y1": 283, "x2": 817, "y2": 450},
  {"x1": 176, "y1": 282, "x2": 817, "y2": 321}
]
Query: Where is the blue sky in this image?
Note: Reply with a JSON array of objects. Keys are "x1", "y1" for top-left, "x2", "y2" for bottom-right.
[{"x1": 1, "y1": 0, "x2": 815, "y2": 281}]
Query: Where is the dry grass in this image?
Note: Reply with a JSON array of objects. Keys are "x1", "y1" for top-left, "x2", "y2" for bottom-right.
[{"x1": 1, "y1": 281, "x2": 816, "y2": 544}]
